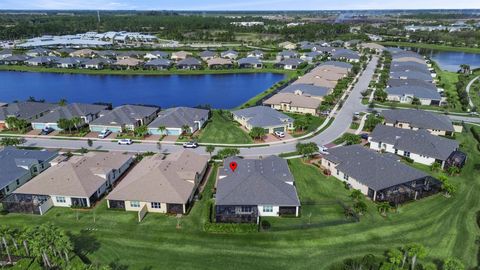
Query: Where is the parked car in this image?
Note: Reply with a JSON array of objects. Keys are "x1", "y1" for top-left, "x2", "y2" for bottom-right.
[
  {"x1": 360, "y1": 133, "x2": 369, "y2": 140},
  {"x1": 40, "y1": 127, "x2": 54, "y2": 135},
  {"x1": 319, "y1": 145, "x2": 329, "y2": 155},
  {"x1": 274, "y1": 131, "x2": 285, "y2": 138},
  {"x1": 118, "y1": 139, "x2": 133, "y2": 145},
  {"x1": 98, "y1": 129, "x2": 112, "y2": 139},
  {"x1": 183, "y1": 141, "x2": 199, "y2": 149}
]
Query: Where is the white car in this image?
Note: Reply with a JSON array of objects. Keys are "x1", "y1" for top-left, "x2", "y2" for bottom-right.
[
  {"x1": 319, "y1": 145, "x2": 329, "y2": 155},
  {"x1": 98, "y1": 129, "x2": 112, "y2": 139},
  {"x1": 274, "y1": 131, "x2": 285, "y2": 138},
  {"x1": 118, "y1": 139, "x2": 133, "y2": 145},
  {"x1": 183, "y1": 141, "x2": 199, "y2": 148}
]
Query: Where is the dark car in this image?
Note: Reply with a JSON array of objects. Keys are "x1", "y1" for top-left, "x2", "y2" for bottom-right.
[
  {"x1": 40, "y1": 127, "x2": 55, "y2": 135},
  {"x1": 360, "y1": 133, "x2": 369, "y2": 140}
]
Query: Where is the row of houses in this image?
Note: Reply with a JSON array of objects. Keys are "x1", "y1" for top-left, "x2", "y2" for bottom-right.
[
  {"x1": 263, "y1": 61, "x2": 353, "y2": 115},
  {"x1": 280, "y1": 40, "x2": 361, "y2": 51},
  {"x1": 384, "y1": 48, "x2": 443, "y2": 106}
]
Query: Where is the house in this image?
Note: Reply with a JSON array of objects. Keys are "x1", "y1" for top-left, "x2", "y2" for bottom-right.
[
  {"x1": 0, "y1": 147, "x2": 57, "y2": 200},
  {"x1": 237, "y1": 57, "x2": 263, "y2": 69},
  {"x1": 207, "y1": 57, "x2": 233, "y2": 69},
  {"x1": 345, "y1": 40, "x2": 362, "y2": 48},
  {"x1": 116, "y1": 51, "x2": 144, "y2": 60},
  {"x1": 263, "y1": 92, "x2": 321, "y2": 115},
  {"x1": 199, "y1": 50, "x2": 217, "y2": 61},
  {"x1": 31, "y1": 103, "x2": 108, "y2": 131},
  {"x1": 1, "y1": 55, "x2": 30, "y2": 65},
  {"x1": 113, "y1": 58, "x2": 144, "y2": 70},
  {"x1": 0, "y1": 101, "x2": 58, "y2": 130},
  {"x1": 89, "y1": 105, "x2": 159, "y2": 133},
  {"x1": 380, "y1": 109, "x2": 455, "y2": 136},
  {"x1": 144, "y1": 59, "x2": 172, "y2": 70},
  {"x1": 25, "y1": 56, "x2": 58, "y2": 66},
  {"x1": 279, "y1": 41, "x2": 297, "y2": 50},
  {"x1": 330, "y1": 40, "x2": 345, "y2": 47},
  {"x1": 369, "y1": 125, "x2": 460, "y2": 168},
  {"x1": 107, "y1": 151, "x2": 209, "y2": 215},
  {"x1": 215, "y1": 156, "x2": 301, "y2": 223},
  {"x1": 320, "y1": 61, "x2": 353, "y2": 71},
  {"x1": 275, "y1": 58, "x2": 304, "y2": 70},
  {"x1": 56, "y1": 57, "x2": 85, "y2": 68},
  {"x1": 53, "y1": 48, "x2": 76, "y2": 56},
  {"x1": 171, "y1": 51, "x2": 191, "y2": 61},
  {"x1": 144, "y1": 51, "x2": 169, "y2": 60},
  {"x1": 26, "y1": 48, "x2": 52, "y2": 57},
  {"x1": 331, "y1": 49, "x2": 360, "y2": 63},
  {"x1": 301, "y1": 51, "x2": 322, "y2": 63},
  {"x1": 220, "y1": 50, "x2": 239, "y2": 60},
  {"x1": 247, "y1": 50, "x2": 264, "y2": 59},
  {"x1": 390, "y1": 71, "x2": 433, "y2": 82},
  {"x1": 0, "y1": 49, "x2": 13, "y2": 60},
  {"x1": 96, "y1": 50, "x2": 117, "y2": 59},
  {"x1": 148, "y1": 107, "x2": 210, "y2": 135},
  {"x1": 232, "y1": 106, "x2": 293, "y2": 133},
  {"x1": 280, "y1": 83, "x2": 330, "y2": 99},
  {"x1": 9, "y1": 152, "x2": 133, "y2": 214},
  {"x1": 321, "y1": 145, "x2": 440, "y2": 204},
  {"x1": 176, "y1": 57, "x2": 202, "y2": 70},
  {"x1": 387, "y1": 78, "x2": 438, "y2": 90},
  {"x1": 385, "y1": 85, "x2": 442, "y2": 106},
  {"x1": 82, "y1": 58, "x2": 112, "y2": 69},
  {"x1": 276, "y1": 50, "x2": 299, "y2": 61},
  {"x1": 69, "y1": 49, "x2": 97, "y2": 58}
]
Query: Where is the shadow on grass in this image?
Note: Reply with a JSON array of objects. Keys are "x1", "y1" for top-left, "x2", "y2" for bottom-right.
[{"x1": 69, "y1": 230, "x2": 101, "y2": 264}]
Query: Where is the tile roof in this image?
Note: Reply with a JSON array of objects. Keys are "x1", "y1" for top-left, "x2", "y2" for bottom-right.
[{"x1": 32, "y1": 103, "x2": 108, "y2": 123}]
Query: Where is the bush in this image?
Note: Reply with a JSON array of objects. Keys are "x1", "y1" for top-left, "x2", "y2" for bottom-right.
[
  {"x1": 261, "y1": 220, "x2": 271, "y2": 230},
  {"x1": 203, "y1": 222, "x2": 258, "y2": 233},
  {"x1": 404, "y1": 157, "x2": 414, "y2": 163}
]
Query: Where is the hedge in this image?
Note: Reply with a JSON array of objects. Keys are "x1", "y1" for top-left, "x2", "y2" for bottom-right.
[{"x1": 203, "y1": 222, "x2": 258, "y2": 233}]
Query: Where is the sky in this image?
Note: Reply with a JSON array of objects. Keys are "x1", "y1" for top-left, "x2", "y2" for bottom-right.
[{"x1": 0, "y1": 0, "x2": 479, "y2": 10}]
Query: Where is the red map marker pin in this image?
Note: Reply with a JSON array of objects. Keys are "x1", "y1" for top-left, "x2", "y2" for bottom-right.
[{"x1": 229, "y1": 161, "x2": 238, "y2": 172}]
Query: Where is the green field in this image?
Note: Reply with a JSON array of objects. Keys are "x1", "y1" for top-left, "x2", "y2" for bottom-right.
[
  {"x1": 197, "y1": 110, "x2": 253, "y2": 144},
  {"x1": 285, "y1": 113, "x2": 326, "y2": 137},
  {"x1": 1, "y1": 127, "x2": 479, "y2": 269}
]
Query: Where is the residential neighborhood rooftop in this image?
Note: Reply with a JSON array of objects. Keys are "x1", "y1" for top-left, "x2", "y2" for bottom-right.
[{"x1": 380, "y1": 109, "x2": 454, "y2": 132}]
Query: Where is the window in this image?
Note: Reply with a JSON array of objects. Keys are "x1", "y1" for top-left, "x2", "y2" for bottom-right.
[
  {"x1": 377, "y1": 142, "x2": 381, "y2": 148},
  {"x1": 56, "y1": 196, "x2": 66, "y2": 203},
  {"x1": 336, "y1": 169, "x2": 340, "y2": 176},
  {"x1": 5, "y1": 186, "x2": 10, "y2": 192},
  {"x1": 16, "y1": 179, "x2": 20, "y2": 186},
  {"x1": 151, "y1": 202, "x2": 161, "y2": 209},
  {"x1": 404, "y1": 151, "x2": 411, "y2": 158},
  {"x1": 240, "y1": 206, "x2": 252, "y2": 213},
  {"x1": 394, "y1": 149, "x2": 398, "y2": 154},
  {"x1": 130, "y1": 201, "x2": 140, "y2": 208},
  {"x1": 263, "y1": 205, "x2": 273, "y2": 213},
  {"x1": 343, "y1": 174, "x2": 349, "y2": 181}
]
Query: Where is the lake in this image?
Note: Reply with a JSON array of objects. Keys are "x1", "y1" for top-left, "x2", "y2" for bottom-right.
[
  {"x1": 0, "y1": 71, "x2": 285, "y2": 109},
  {"x1": 401, "y1": 47, "x2": 480, "y2": 72}
]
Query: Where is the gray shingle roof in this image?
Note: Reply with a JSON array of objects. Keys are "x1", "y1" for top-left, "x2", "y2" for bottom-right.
[
  {"x1": 277, "y1": 58, "x2": 304, "y2": 66},
  {"x1": 386, "y1": 85, "x2": 441, "y2": 100},
  {"x1": 177, "y1": 57, "x2": 202, "y2": 66},
  {"x1": 332, "y1": 49, "x2": 360, "y2": 60},
  {"x1": 238, "y1": 57, "x2": 262, "y2": 65},
  {"x1": 390, "y1": 71, "x2": 432, "y2": 81},
  {"x1": 280, "y1": 83, "x2": 329, "y2": 97},
  {"x1": 90, "y1": 105, "x2": 158, "y2": 126},
  {"x1": 369, "y1": 125, "x2": 459, "y2": 160},
  {"x1": 216, "y1": 156, "x2": 300, "y2": 206},
  {"x1": 0, "y1": 102, "x2": 58, "y2": 121},
  {"x1": 148, "y1": 107, "x2": 209, "y2": 129},
  {"x1": 387, "y1": 79, "x2": 437, "y2": 90},
  {"x1": 32, "y1": 103, "x2": 108, "y2": 123},
  {"x1": 391, "y1": 61, "x2": 430, "y2": 73},
  {"x1": 144, "y1": 58, "x2": 172, "y2": 67},
  {"x1": 199, "y1": 50, "x2": 217, "y2": 58},
  {"x1": 2, "y1": 55, "x2": 30, "y2": 62},
  {"x1": 232, "y1": 106, "x2": 292, "y2": 128},
  {"x1": 381, "y1": 109, "x2": 454, "y2": 132},
  {"x1": 278, "y1": 50, "x2": 298, "y2": 57},
  {"x1": 56, "y1": 57, "x2": 85, "y2": 65},
  {"x1": 325, "y1": 145, "x2": 428, "y2": 191},
  {"x1": 0, "y1": 147, "x2": 58, "y2": 189},
  {"x1": 320, "y1": 61, "x2": 353, "y2": 70}
]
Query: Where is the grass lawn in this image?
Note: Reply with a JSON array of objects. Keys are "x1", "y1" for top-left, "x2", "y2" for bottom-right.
[
  {"x1": 285, "y1": 113, "x2": 326, "y2": 137},
  {"x1": 197, "y1": 110, "x2": 253, "y2": 144},
  {"x1": 1, "y1": 127, "x2": 479, "y2": 269}
]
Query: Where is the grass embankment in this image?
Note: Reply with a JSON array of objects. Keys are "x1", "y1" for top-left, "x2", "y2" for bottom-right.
[
  {"x1": 379, "y1": 41, "x2": 480, "y2": 54},
  {"x1": 196, "y1": 110, "x2": 253, "y2": 144},
  {"x1": 285, "y1": 113, "x2": 326, "y2": 138},
  {"x1": 1, "y1": 127, "x2": 479, "y2": 269},
  {"x1": 0, "y1": 65, "x2": 291, "y2": 76}
]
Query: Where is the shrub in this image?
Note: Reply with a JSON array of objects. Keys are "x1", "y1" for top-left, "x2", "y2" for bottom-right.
[
  {"x1": 404, "y1": 157, "x2": 414, "y2": 163},
  {"x1": 261, "y1": 220, "x2": 271, "y2": 230},
  {"x1": 203, "y1": 222, "x2": 258, "y2": 233}
]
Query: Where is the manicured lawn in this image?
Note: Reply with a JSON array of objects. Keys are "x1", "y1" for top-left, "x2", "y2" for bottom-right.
[
  {"x1": 285, "y1": 113, "x2": 326, "y2": 137},
  {"x1": 197, "y1": 110, "x2": 253, "y2": 144},
  {"x1": 1, "y1": 127, "x2": 479, "y2": 269}
]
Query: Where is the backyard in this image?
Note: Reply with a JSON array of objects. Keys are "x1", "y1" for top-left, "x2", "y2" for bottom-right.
[
  {"x1": 196, "y1": 110, "x2": 253, "y2": 144},
  {"x1": 1, "y1": 126, "x2": 479, "y2": 269}
]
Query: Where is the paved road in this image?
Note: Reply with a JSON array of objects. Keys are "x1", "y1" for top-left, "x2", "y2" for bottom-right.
[{"x1": 466, "y1": 76, "x2": 479, "y2": 108}]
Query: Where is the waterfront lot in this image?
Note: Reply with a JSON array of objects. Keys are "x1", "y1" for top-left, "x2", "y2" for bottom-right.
[
  {"x1": 197, "y1": 110, "x2": 253, "y2": 144},
  {"x1": 1, "y1": 127, "x2": 479, "y2": 269}
]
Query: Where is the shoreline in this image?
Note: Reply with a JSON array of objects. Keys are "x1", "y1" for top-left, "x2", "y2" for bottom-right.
[{"x1": 379, "y1": 41, "x2": 480, "y2": 54}]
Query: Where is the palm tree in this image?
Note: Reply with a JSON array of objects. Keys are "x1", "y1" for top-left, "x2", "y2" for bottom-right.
[
  {"x1": 0, "y1": 225, "x2": 13, "y2": 264},
  {"x1": 157, "y1": 125, "x2": 166, "y2": 135},
  {"x1": 205, "y1": 145, "x2": 215, "y2": 157},
  {"x1": 181, "y1": 125, "x2": 191, "y2": 135},
  {"x1": 406, "y1": 243, "x2": 426, "y2": 270},
  {"x1": 447, "y1": 166, "x2": 460, "y2": 176},
  {"x1": 71, "y1": 117, "x2": 82, "y2": 131}
]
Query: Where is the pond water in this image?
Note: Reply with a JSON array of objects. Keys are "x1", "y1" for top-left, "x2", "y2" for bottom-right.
[
  {"x1": 0, "y1": 71, "x2": 285, "y2": 109},
  {"x1": 400, "y1": 47, "x2": 480, "y2": 72}
]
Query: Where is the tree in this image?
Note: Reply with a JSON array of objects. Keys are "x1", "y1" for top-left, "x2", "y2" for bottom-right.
[
  {"x1": 57, "y1": 118, "x2": 73, "y2": 134},
  {"x1": 341, "y1": 133, "x2": 361, "y2": 145},
  {"x1": 459, "y1": 64, "x2": 470, "y2": 74},
  {"x1": 205, "y1": 145, "x2": 215, "y2": 157},
  {"x1": 374, "y1": 90, "x2": 388, "y2": 102},
  {"x1": 249, "y1": 127, "x2": 266, "y2": 141},
  {"x1": 423, "y1": 263, "x2": 437, "y2": 270},
  {"x1": 386, "y1": 248, "x2": 403, "y2": 268},
  {"x1": 58, "y1": 99, "x2": 68, "y2": 106},
  {"x1": 377, "y1": 202, "x2": 391, "y2": 217},
  {"x1": 412, "y1": 97, "x2": 421, "y2": 105},
  {"x1": 181, "y1": 124, "x2": 191, "y2": 135},
  {"x1": 293, "y1": 118, "x2": 308, "y2": 132},
  {"x1": 430, "y1": 162, "x2": 441, "y2": 172},
  {"x1": 0, "y1": 225, "x2": 13, "y2": 264},
  {"x1": 133, "y1": 125, "x2": 148, "y2": 138},
  {"x1": 353, "y1": 201, "x2": 367, "y2": 215},
  {"x1": 443, "y1": 257, "x2": 464, "y2": 270},
  {"x1": 438, "y1": 175, "x2": 456, "y2": 197},
  {"x1": 217, "y1": 148, "x2": 240, "y2": 159},
  {"x1": 71, "y1": 117, "x2": 82, "y2": 130},
  {"x1": 157, "y1": 125, "x2": 166, "y2": 135},
  {"x1": 406, "y1": 243, "x2": 426, "y2": 270},
  {"x1": 296, "y1": 142, "x2": 319, "y2": 158},
  {"x1": 5, "y1": 117, "x2": 29, "y2": 133},
  {"x1": 0, "y1": 137, "x2": 23, "y2": 146},
  {"x1": 446, "y1": 165, "x2": 460, "y2": 176}
]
